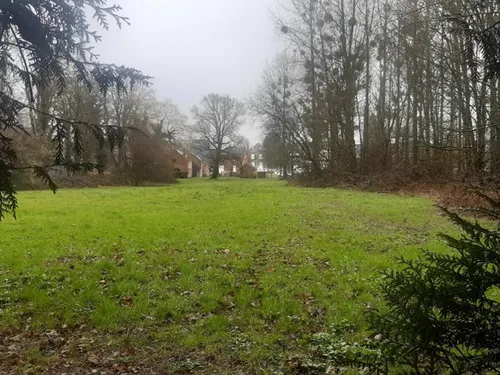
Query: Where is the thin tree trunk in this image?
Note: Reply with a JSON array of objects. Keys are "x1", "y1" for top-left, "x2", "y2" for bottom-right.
[{"x1": 362, "y1": 0, "x2": 370, "y2": 172}]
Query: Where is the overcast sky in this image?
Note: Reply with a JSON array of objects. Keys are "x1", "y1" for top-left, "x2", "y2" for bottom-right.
[{"x1": 94, "y1": 0, "x2": 284, "y2": 144}]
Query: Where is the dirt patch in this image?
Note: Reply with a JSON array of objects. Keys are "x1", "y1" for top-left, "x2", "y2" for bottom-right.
[
  {"x1": 0, "y1": 327, "x2": 253, "y2": 375},
  {"x1": 292, "y1": 169, "x2": 500, "y2": 210},
  {"x1": 0, "y1": 327, "x2": 157, "y2": 374}
]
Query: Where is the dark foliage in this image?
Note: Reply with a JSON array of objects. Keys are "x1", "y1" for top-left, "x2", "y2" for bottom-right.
[
  {"x1": 367, "y1": 195, "x2": 500, "y2": 374},
  {"x1": 305, "y1": 193, "x2": 500, "y2": 375},
  {"x1": 0, "y1": 0, "x2": 151, "y2": 219},
  {"x1": 128, "y1": 132, "x2": 175, "y2": 185}
]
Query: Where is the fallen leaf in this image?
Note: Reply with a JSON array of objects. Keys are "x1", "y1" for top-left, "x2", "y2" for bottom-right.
[{"x1": 87, "y1": 354, "x2": 100, "y2": 365}]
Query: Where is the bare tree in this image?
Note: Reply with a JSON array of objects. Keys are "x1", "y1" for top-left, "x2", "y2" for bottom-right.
[
  {"x1": 230, "y1": 135, "x2": 251, "y2": 168},
  {"x1": 191, "y1": 94, "x2": 246, "y2": 179},
  {"x1": 258, "y1": 0, "x2": 500, "y2": 184},
  {"x1": 107, "y1": 87, "x2": 155, "y2": 171},
  {"x1": 249, "y1": 50, "x2": 324, "y2": 176},
  {"x1": 151, "y1": 99, "x2": 188, "y2": 151}
]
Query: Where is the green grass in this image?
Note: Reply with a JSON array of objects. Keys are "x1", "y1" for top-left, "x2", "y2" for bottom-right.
[{"x1": 0, "y1": 179, "x2": 454, "y2": 373}]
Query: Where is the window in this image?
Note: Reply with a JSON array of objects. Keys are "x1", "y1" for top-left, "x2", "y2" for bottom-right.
[
  {"x1": 258, "y1": 162, "x2": 264, "y2": 170},
  {"x1": 251, "y1": 161, "x2": 255, "y2": 167},
  {"x1": 232, "y1": 165, "x2": 237, "y2": 173},
  {"x1": 259, "y1": 154, "x2": 263, "y2": 160},
  {"x1": 251, "y1": 153, "x2": 255, "y2": 160}
]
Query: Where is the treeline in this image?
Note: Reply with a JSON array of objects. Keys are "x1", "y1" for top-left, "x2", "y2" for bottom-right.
[
  {"x1": 8, "y1": 69, "x2": 252, "y2": 186},
  {"x1": 251, "y1": 0, "x2": 500, "y2": 181},
  {"x1": 10, "y1": 74, "x2": 191, "y2": 187}
]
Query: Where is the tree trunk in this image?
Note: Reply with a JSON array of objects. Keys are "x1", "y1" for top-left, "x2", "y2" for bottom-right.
[
  {"x1": 490, "y1": 79, "x2": 500, "y2": 174},
  {"x1": 212, "y1": 148, "x2": 221, "y2": 179},
  {"x1": 362, "y1": 0, "x2": 370, "y2": 172},
  {"x1": 394, "y1": 20, "x2": 402, "y2": 165}
]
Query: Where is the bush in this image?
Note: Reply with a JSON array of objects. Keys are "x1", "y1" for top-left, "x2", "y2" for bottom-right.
[
  {"x1": 174, "y1": 168, "x2": 188, "y2": 179},
  {"x1": 307, "y1": 192, "x2": 500, "y2": 375},
  {"x1": 128, "y1": 133, "x2": 175, "y2": 185}
]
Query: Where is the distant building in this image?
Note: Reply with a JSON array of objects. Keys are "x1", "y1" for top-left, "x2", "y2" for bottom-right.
[
  {"x1": 166, "y1": 150, "x2": 209, "y2": 178},
  {"x1": 240, "y1": 164, "x2": 256, "y2": 178},
  {"x1": 243, "y1": 143, "x2": 278, "y2": 175},
  {"x1": 218, "y1": 161, "x2": 241, "y2": 177},
  {"x1": 187, "y1": 154, "x2": 210, "y2": 177},
  {"x1": 248, "y1": 143, "x2": 266, "y2": 172}
]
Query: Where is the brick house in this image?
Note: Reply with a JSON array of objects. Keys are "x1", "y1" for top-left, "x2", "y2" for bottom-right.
[
  {"x1": 240, "y1": 164, "x2": 256, "y2": 178},
  {"x1": 166, "y1": 150, "x2": 189, "y2": 174},
  {"x1": 166, "y1": 150, "x2": 208, "y2": 178},
  {"x1": 188, "y1": 154, "x2": 210, "y2": 177},
  {"x1": 217, "y1": 161, "x2": 241, "y2": 176}
]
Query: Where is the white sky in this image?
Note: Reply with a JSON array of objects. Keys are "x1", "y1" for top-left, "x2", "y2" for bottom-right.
[{"x1": 93, "y1": 0, "x2": 284, "y2": 144}]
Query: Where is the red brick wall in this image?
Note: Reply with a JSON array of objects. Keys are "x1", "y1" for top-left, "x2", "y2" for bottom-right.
[{"x1": 166, "y1": 151, "x2": 189, "y2": 172}]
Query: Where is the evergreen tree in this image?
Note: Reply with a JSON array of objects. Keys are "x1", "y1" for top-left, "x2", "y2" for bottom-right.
[
  {"x1": 0, "y1": 0, "x2": 150, "y2": 219},
  {"x1": 371, "y1": 193, "x2": 500, "y2": 374},
  {"x1": 308, "y1": 193, "x2": 500, "y2": 375}
]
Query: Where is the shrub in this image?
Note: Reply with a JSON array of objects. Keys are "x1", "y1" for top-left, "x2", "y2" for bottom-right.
[
  {"x1": 128, "y1": 133, "x2": 175, "y2": 185},
  {"x1": 174, "y1": 168, "x2": 188, "y2": 179}
]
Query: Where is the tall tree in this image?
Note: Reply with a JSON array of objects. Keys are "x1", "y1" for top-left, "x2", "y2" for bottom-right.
[
  {"x1": 249, "y1": 51, "x2": 309, "y2": 176},
  {"x1": 259, "y1": 0, "x2": 500, "y2": 183},
  {"x1": 191, "y1": 94, "x2": 245, "y2": 179}
]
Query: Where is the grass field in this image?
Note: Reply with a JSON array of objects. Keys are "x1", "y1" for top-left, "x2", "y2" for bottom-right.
[{"x1": 0, "y1": 179, "x2": 455, "y2": 374}]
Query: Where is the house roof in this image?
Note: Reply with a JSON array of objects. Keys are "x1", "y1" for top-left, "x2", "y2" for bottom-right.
[
  {"x1": 249, "y1": 143, "x2": 262, "y2": 153},
  {"x1": 241, "y1": 163, "x2": 257, "y2": 172},
  {"x1": 187, "y1": 153, "x2": 202, "y2": 165},
  {"x1": 165, "y1": 150, "x2": 186, "y2": 160}
]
